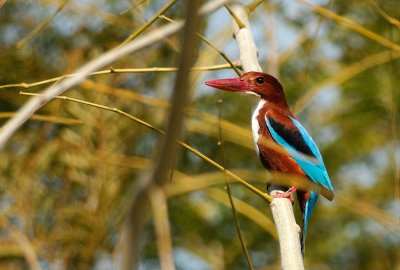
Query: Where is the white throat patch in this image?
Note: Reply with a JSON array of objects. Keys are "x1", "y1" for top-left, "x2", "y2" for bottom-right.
[{"x1": 251, "y1": 99, "x2": 267, "y2": 154}]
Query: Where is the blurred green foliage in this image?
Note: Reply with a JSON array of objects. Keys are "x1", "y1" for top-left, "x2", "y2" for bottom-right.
[{"x1": 0, "y1": 0, "x2": 399, "y2": 269}]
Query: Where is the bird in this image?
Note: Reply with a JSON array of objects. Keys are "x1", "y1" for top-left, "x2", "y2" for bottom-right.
[{"x1": 205, "y1": 71, "x2": 334, "y2": 256}]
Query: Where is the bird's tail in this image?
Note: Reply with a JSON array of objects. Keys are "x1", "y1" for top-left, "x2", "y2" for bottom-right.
[{"x1": 300, "y1": 191, "x2": 319, "y2": 256}]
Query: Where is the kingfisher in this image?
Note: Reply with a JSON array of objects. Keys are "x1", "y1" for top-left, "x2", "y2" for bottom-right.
[{"x1": 205, "y1": 71, "x2": 334, "y2": 255}]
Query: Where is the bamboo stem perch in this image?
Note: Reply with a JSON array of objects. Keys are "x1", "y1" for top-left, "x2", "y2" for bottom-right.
[{"x1": 229, "y1": 3, "x2": 304, "y2": 269}]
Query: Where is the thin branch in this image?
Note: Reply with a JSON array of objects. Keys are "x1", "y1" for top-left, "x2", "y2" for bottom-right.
[
  {"x1": 120, "y1": 0, "x2": 146, "y2": 15},
  {"x1": 16, "y1": 0, "x2": 70, "y2": 48},
  {"x1": 246, "y1": 0, "x2": 265, "y2": 14},
  {"x1": 196, "y1": 32, "x2": 242, "y2": 76},
  {"x1": 366, "y1": 0, "x2": 400, "y2": 28},
  {"x1": 119, "y1": 0, "x2": 176, "y2": 47},
  {"x1": 18, "y1": 92, "x2": 272, "y2": 202},
  {"x1": 159, "y1": 15, "x2": 242, "y2": 76},
  {"x1": 0, "y1": 63, "x2": 239, "y2": 90},
  {"x1": 225, "y1": 4, "x2": 246, "y2": 29}
]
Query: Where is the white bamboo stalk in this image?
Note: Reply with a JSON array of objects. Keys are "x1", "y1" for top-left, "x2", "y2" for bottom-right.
[
  {"x1": 231, "y1": 5, "x2": 262, "y2": 73},
  {"x1": 270, "y1": 192, "x2": 304, "y2": 270},
  {"x1": 230, "y1": 3, "x2": 304, "y2": 269}
]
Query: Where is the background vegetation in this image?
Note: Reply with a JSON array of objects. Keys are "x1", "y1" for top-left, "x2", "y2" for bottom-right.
[{"x1": 0, "y1": 0, "x2": 399, "y2": 269}]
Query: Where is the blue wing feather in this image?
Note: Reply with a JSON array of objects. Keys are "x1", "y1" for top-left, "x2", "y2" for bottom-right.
[
  {"x1": 288, "y1": 116, "x2": 334, "y2": 192},
  {"x1": 265, "y1": 115, "x2": 334, "y2": 192}
]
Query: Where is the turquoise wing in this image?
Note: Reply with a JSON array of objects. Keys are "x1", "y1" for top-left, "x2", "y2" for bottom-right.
[{"x1": 265, "y1": 115, "x2": 334, "y2": 192}]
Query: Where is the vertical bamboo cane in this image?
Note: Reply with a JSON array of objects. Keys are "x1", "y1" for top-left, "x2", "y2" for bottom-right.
[{"x1": 229, "y1": 3, "x2": 304, "y2": 269}]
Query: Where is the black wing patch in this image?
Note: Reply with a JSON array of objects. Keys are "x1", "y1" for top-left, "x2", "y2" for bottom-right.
[{"x1": 267, "y1": 116, "x2": 316, "y2": 158}]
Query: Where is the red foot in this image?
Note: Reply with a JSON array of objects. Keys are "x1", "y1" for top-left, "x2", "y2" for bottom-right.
[{"x1": 271, "y1": 186, "x2": 298, "y2": 204}]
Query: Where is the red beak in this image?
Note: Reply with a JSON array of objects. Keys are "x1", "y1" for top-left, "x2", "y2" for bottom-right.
[{"x1": 205, "y1": 78, "x2": 251, "y2": 92}]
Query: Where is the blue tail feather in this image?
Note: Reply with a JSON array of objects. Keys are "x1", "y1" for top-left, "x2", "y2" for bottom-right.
[{"x1": 301, "y1": 191, "x2": 319, "y2": 256}]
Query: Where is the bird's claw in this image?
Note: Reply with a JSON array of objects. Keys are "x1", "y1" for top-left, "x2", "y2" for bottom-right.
[
  {"x1": 272, "y1": 192, "x2": 294, "y2": 204},
  {"x1": 271, "y1": 186, "x2": 297, "y2": 204}
]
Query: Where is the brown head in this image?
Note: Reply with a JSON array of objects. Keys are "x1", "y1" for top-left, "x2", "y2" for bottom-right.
[{"x1": 205, "y1": 72, "x2": 287, "y2": 106}]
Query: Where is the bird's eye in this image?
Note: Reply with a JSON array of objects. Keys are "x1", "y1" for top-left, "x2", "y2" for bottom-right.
[{"x1": 255, "y1": 77, "x2": 265, "y2": 84}]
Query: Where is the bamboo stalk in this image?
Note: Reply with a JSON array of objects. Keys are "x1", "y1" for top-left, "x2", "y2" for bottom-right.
[{"x1": 229, "y1": 3, "x2": 304, "y2": 269}]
